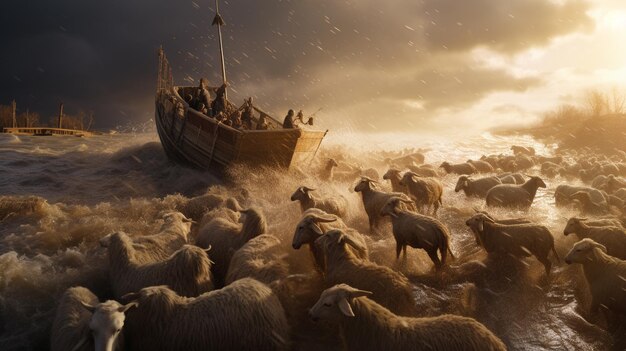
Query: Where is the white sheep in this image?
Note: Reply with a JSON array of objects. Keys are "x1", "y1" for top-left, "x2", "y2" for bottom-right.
[
  {"x1": 554, "y1": 184, "x2": 607, "y2": 208},
  {"x1": 122, "y1": 278, "x2": 290, "y2": 351},
  {"x1": 225, "y1": 234, "x2": 289, "y2": 285},
  {"x1": 380, "y1": 197, "x2": 454, "y2": 270},
  {"x1": 51, "y1": 286, "x2": 137, "y2": 351},
  {"x1": 107, "y1": 232, "x2": 213, "y2": 299},
  {"x1": 196, "y1": 207, "x2": 267, "y2": 287},
  {"x1": 354, "y1": 177, "x2": 415, "y2": 235},
  {"x1": 485, "y1": 176, "x2": 546, "y2": 209},
  {"x1": 454, "y1": 175, "x2": 502, "y2": 198},
  {"x1": 564, "y1": 239, "x2": 626, "y2": 319},
  {"x1": 399, "y1": 171, "x2": 443, "y2": 215},
  {"x1": 290, "y1": 186, "x2": 348, "y2": 218},
  {"x1": 466, "y1": 213, "x2": 559, "y2": 275},
  {"x1": 308, "y1": 284, "x2": 507, "y2": 351},
  {"x1": 99, "y1": 211, "x2": 193, "y2": 264},
  {"x1": 316, "y1": 229, "x2": 418, "y2": 316},
  {"x1": 570, "y1": 191, "x2": 610, "y2": 216},
  {"x1": 467, "y1": 159, "x2": 495, "y2": 173}
]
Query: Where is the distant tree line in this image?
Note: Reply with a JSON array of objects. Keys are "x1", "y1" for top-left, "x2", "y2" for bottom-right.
[
  {"x1": 542, "y1": 87, "x2": 625, "y2": 125},
  {"x1": 0, "y1": 102, "x2": 93, "y2": 130}
]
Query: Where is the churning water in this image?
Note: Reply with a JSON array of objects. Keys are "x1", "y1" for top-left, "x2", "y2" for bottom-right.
[{"x1": 0, "y1": 130, "x2": 621, "y2": 350}]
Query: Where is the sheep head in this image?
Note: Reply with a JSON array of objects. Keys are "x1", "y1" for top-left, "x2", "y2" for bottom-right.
[
  {"x1": 326, "y1": 158, "x2": 339, "y2": 168},
  {"x1": 454, "y1": 176, "x2": 470, "y2": 193},
  {"x1": 290, "y1": 186, "x2": 315, "y2": 201},
  {"x1": 354, "y1": 177, "x2": 376, "y2": 192},
  {"x1": 465, "y1": 213, "x2": 494, "y2": 233},
  {"x1": 439, "y1": 162, "x2": 451, "y2": 173},
  {"x1": 382, "y1": 168, "x2": 401, "y2": 181},
  {"x1": 526, "y1": 176, "x2": 547, "y2": 189},
  {"x1": 399, "y1": 171, "x2": 419, "y2": 186},
  {"x1": 76, "y1": 300, "x2": 138, "y2": 351},
  {"x1": 309, "y1": 284, "x2": 372, "y2": 322},
  {"x1": 564, "y1": 238, "x2": 607, "y2": 264},
  {"x1": 563, "y1": 217, "x2": 585, "y2": 236},
  {"x1": 292, "y1": 214, "x2": 337, "y2": 249},
  {"x1": 380, "y1": 197, "x2": 413, "y2": 218}
]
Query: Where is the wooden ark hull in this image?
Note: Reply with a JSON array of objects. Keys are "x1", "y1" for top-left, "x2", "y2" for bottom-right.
[{"x1": 155, "y1": 87, "x2": 326, "y2": 173}]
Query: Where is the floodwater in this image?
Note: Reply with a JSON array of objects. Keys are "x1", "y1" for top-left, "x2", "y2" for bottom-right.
[{"x1": 0, "y1": 130, "x2": 621, "y2": 350}]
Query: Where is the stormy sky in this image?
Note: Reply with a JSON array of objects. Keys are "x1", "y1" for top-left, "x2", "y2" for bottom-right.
[{"x1": 1, "y1": 0, "x2": 624, "y2": 133}]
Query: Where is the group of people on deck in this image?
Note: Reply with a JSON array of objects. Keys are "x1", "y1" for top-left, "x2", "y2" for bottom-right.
[{"x1": 189, "y1": 78, "x2": 309, "y2": 131}]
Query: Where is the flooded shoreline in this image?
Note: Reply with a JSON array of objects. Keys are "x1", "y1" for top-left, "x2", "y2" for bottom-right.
[{"x1": 0, "y1": 131, "x2": 622, "y2": 350}]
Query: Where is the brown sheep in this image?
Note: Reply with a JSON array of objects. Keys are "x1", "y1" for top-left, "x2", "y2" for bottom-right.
[
  {"x1": 354, "y1": 177, "x2": 414, "y2": 235},
  {"x1": 107, "y1": 232, "x2": 213, "y2": 299},
  {"x1": 466, "y1": 213, "x2": 559, "y2": 275},
  {"x1": 308, "y1": 284, "x2": 507, "y2": 351},
  {"x1": 196, "y1": 207, "x2": 267, "y2": 287},
  {"x1": 563, "y1": 217, "x2": 626, "y2": 259},
  {"x1": 225, "y1": 234, "x2": 289, "y2": 285},
  {"x1": 485, "y1": 176, "x2": 546, "y2": 209},
  {"x1": 122, "y1": 279, "x2": 290, "y2": 351},
  {"x1": 290, "y1": 186, "x2": 348, "y2": 218},
  {"x1": 440, "y1": 161, "x2": 477, "y2": 175},
  {"x1": 399, "y1": 171, "x2": 443, "y2": 215},
  {"x1": 315, "y1": 229, "x2": 418, "y2": 316}
]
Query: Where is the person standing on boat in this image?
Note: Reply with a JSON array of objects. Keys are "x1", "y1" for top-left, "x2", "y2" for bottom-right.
[
  {"x1": 211, "y1": 82, "x2": 229, "y2": 116},
  {"x1": 283, "y1": 109, "x2": 295, "y2": 129},
  {"x1": 196, "y1": 78, "x2": 212, "y2": 115},
  {"x1": 241, "y1": 97, "x2": 254, "y2": 130}
]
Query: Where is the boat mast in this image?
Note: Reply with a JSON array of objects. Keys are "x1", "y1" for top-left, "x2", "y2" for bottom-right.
[{"x1": 212, "y1": 0, "x2": 227, "y2": 99}]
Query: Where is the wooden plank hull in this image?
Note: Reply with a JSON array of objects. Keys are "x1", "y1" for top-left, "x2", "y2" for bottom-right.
[{"x1": 155, "y1": 88, "x2": 326, "y2": 173}]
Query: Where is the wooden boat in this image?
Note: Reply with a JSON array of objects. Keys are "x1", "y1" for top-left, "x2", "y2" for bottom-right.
[{"x1": 154, "y1": 3, "x2": 327, "y2": 173}]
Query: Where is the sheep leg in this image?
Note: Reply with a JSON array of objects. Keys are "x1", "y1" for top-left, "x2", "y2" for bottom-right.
[
  {"x1": 426, "y1": 249, "x2": 442, "y2": 270},
  {"x1": 402, "y1": 245, "x2": 407, "y2": 260},
  {"x1": 537, "y1": 255, "x2": 552, "y2": 276},
  {"x1": 396, "y1": 243, "x2": 402, "y2": 260}
]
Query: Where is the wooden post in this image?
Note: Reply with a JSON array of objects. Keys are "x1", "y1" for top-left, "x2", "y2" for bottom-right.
[
  {"x1": 58, "y1": 102, "x2": 64, "y2": 129},
  {"x1": 213, "y1": 0, "x2": 227, "y2": 99},
  {"x1": 11, "y1": 100, "x2": 16, "y2": 128}
]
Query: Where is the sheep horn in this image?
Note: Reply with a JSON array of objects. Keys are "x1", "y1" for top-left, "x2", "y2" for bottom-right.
[
  {"x1": 302, "y1": 186, "x2": 316, "y2": 192},
  {"x1": 70, "y1": 336, "x2": 90, "y2": 351},
  {"x1": 203, "y1": 245, "x2": 212, "y2": 252},
  {"x1": 118, "y1": 301, "x2": 139, "y2": 313},
  {"x1": 310, "y1": 214, "x2": 338, "y2": 223},
  {"x1": 79, "y1": 301, "x2": 96, "y2": 313},
  {"x1": 121, "y1": 292, "x2": 140, "y2": 302},
  {"x1": 360, "y1": 176, "x2": 378, "y2": 183}
]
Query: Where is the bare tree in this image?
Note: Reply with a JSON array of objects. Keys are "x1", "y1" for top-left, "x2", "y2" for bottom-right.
[
  {"x1": 609, "y1": 86, "x2": 625, "y2": 114},
  {"x1": 585, "y1": 89, "x2": 607, "y2": 117}
]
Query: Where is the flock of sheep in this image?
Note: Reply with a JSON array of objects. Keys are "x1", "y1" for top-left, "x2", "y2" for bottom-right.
[{"x1": 49, "y1": 143, "x2": 626, "y2": 351}]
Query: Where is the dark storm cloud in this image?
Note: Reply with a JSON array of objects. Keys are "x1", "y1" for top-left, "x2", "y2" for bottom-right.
[{"x1": 0, "y1": 0, "x2": 592, "y2": 130}]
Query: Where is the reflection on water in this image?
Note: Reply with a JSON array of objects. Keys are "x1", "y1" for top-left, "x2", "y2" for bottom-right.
[{"x1": 0, "y1": 131, "x2": 620, "y2": 350}]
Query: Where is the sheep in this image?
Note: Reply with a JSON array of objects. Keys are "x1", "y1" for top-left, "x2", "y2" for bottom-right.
[
  {"x1": 406, "y1": 164, "x2": 440, "y2": 177},
  {"x1": 320, "y1": 158, "x2": 339, "y2": 181},
  {"x1": 196, "y1": 207, "x2": 267, "y2": 287},
  {"x1": 177, "y1": 193, "x2": 239, "y2": 222},
  {"x1": 315, "y1": 229, "x2": 418, "y2": 316},
  {"x1": 270, "y1": 274, "x2": 341, "y2": 348},
  {"x1": 511, "y1": 145, "x2": 535, "y2": 156},
  {"x1": 107, "y1": 232, "x2": 213, "y2": 299},
  {"x1": 454, "y1": 175, "x2": 502, "y2": 198},
  {"x1": 439, "y1": 161, "x2": 477, "y2": 175},
  {"x1": 290, "y1": 186, "x2": 348, "y2": 218},
  {"x1": 485, "y1": 176, "x2": 546, "y2": 209},
  {"x1": 570, "y1": 191, "x2": 610, "y2": 216},
  {"x1": 51, "y1": 286, "x2": 137, "y2": 351},
  {"x1": 465, "y1": 213, "x2": 559, "y2": 275},
  {"x1": 292, "y1": 210, "x2": 368, "y2": 271},
  {"x1": 466, "y1": 159, "x2": 494, "y2": 173},
  {"x1": 399, "y1": 171, "x2": 443, "y2": 215},
  {"x1": 554, "y1": 184, "x2": 608, "y2": 208},
  {"x1": 308, "y1": 284, "x2": 507, "y2": 351},
  {"x1": 385, "y1": 152, "x2": 425, "y2": 168},
  {"x1": 198, "y1": 198, "x2": 242, "y2": 229},
  {"x1": 353, "y1": 177, "x2": 415, "y2": 235},
  {"x1": 100, "y1": 211, "x2": 193, "y2": 264},
  {"x1": 225, "y1": 234, "x2": 289, "y2": 285},
  {"x1": 564, "y1": 239, "x2": 626, "y2": 319},
  {"x1": 606, "y1": 174, "x2": 626, "y2": 194},
  {"x1": 382, "y1": 168, "x2": 407, "y2": 193},
  {"x1": 562, "y1": 217, "x2": 626, "y2": 259},
  {"x1": 536, "y1": 155, "x2": 563, "y2": 164},
  {"x1": 496, "y1": 172, "x2": 525, "y2": 184},
  {"x1": 122, "y1": 278, "x2": 290, "y2": 351},
  {"x1": 380, "y1": 197, "x2": 454, "y2": 270}
]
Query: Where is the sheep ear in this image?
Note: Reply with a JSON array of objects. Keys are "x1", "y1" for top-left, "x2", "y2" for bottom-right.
[
  {"x1": 336, "y1": 232, "x2": 346, "y2": 244},
  {"x1": 80, "y1": 301, "x2": 96, "y2": 313},
  {"x1": 311, "y1": 223, "x2": 324, "y2": 236},
  {"x1": 338, "y1": 298, "x2": 355, "y2": 317},
  {"x1": 118, "y1": 301, "x2": 139, "y2": 313},
  {"x1": 311, "y1": 214, "x2": 338, "y2": 223},
  {"x1": 182, "y1": 216, "x2": 195, "y2": 223},
  {"x1": 591, "y1": 241, "x2": 607, "y2": 253},
  {"x1": 477, "y1": 219, "x2": 484, "y2": 233},
  {"x1": 121, "y1": 292, "x2": 140, "y2": 303}
]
